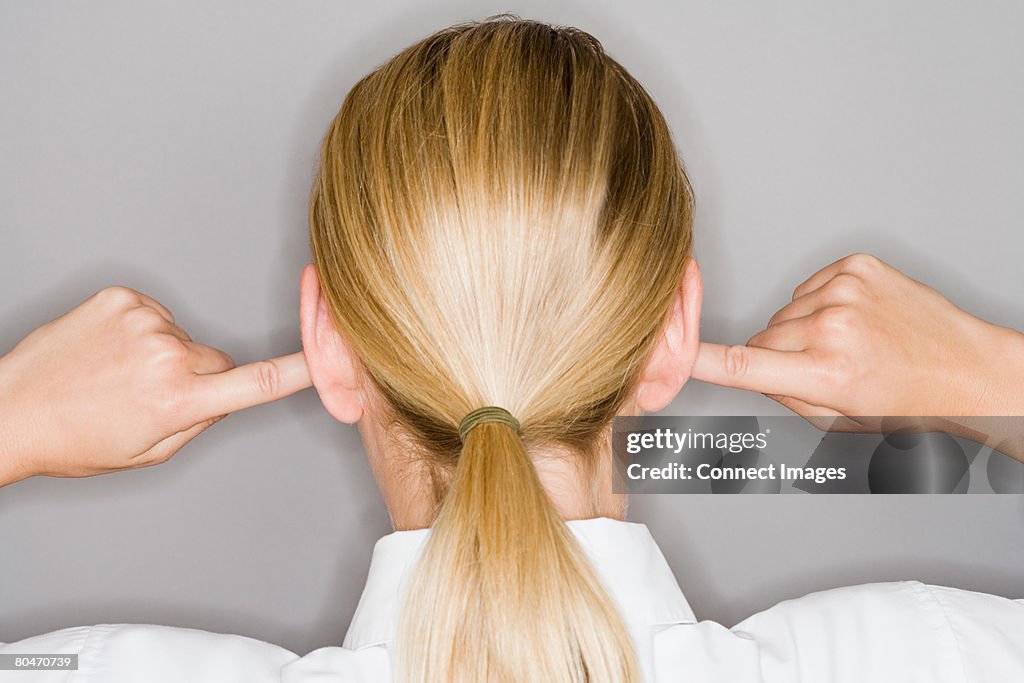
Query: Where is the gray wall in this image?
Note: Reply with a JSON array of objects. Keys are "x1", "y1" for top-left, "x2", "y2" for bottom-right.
[{"x1": 1, "y1": 0, "x2": 1022, "y2": 655}]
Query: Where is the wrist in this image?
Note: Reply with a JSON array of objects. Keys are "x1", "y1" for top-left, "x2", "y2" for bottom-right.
[
  {"x1": 960, "y1": 323, "x2": 1024, "y2": 416},
  {"x1": 0, "y1": 355, "x2": 38, "y2": 487},
  {"x1": 917, "y1": 324, "x2": 1024, "y2": 462}
]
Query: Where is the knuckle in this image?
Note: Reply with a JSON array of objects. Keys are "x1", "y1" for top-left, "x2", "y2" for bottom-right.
[
  {"x1": 138, "y1": 360, "x2": 191, "y2": 426},
  {"x1": 724, "y1": 345, "x2": 751, "y2": 378},
  {"x1": 126, "y1": 305, "x2": 166, "y2": 331},
  {"x1": 766, "y1": 308, "x2": 787, "y2": 328},
  {"x1": 252, "y1": 360, "x2": 281, "y2": 397},
  {"x1": 813, "y1": 306, "x2": 855, "y2": 335},
  {"x1": 823, "y1": 273, "x2": 863, "y2": 302},
  {"x1": 148, "y1": 334, "x2": 188, "y2": 364},
  {"x1": 94, "y1": 285, "x2": 139, "y2": 308},
  {"x1": 841, "y1": 252, "x2": 882, "y2": 275}
]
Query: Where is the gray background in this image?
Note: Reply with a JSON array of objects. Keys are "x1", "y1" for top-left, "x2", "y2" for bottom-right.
[{"x1": 1, "y1": 0, "x2": 1022, "y2": 655}]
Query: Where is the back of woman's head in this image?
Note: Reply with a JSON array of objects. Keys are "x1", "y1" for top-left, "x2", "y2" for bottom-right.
[{"x1": 309, "y1": 14, "x2": 693, "y2": 682}]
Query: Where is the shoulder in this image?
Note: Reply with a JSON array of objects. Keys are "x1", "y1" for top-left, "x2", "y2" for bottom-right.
[
  {"x1": 734, "y1": 580, "x2": 1024, "y2": 636},
  {"x1": 732, "y1": 581, "x2": 1024, "y2": 681},
  {"x1": 0, "y1": 623, "x2": 296, "y2": 683},
  {"x1": 653, "y1": 581, "x2": 1024, "y2": 683},
  {"x1": 0, "y1": 624, "x2": 391, "y2": 683}
]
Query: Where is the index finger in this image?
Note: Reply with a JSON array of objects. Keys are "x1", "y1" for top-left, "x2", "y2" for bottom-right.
[
  {"x1": 190, "y1": 351, "x2": 312, "y2": 419},
  {"x1": 691, "y1": 342, "x2": 819, "y2": 399}
]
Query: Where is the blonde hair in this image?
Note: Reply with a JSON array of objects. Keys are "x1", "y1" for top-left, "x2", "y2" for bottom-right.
[{"x1": 309, "y1": 14, "x2": 693, "y2": 683}]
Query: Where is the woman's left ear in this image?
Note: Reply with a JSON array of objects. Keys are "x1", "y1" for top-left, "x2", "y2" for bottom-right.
[
  {"x1": 299, "y1": 263, "x2": 364, "y2": 424},
  {"x1": 634, "y1": 257, "x2": 703, "y2": 413}
]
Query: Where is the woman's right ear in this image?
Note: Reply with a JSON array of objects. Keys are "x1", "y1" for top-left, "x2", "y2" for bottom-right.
[
  {"x1": 632, "y1": 257, "x2": 703, "y2": 413},
  {"x1": 299, "y1": 263, "x2": 364, "y2": 424}
]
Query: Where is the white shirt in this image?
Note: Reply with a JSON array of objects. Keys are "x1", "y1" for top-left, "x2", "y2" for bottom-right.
[{"x1": 2, "y1": 517, "x2": 1023, "y2": 682}]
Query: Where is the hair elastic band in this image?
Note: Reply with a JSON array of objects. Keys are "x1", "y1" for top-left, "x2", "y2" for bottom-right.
[{"x1": 458, "y1": 406, "x2": 521, "y2": 442}]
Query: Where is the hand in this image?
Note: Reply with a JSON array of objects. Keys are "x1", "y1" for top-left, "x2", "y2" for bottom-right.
[
  {"x1": 692, "y1": 253, "x2": 1024, "y2": 421},
  {"x1": 0, "y1": 286, "x2": 311, "y2": 486}
]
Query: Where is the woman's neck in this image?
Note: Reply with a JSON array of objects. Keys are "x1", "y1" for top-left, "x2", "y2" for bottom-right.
[{"x1": 358, "y1": 415, "x2": 626, "y2": 531}]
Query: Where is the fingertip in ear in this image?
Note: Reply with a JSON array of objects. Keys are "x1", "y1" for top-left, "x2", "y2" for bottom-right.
[
  {"x1": 633, "y1": 256, "x2": 704, "y2": 414},
  {"x1": 299, "y1": 263, "x2": 364, "y2": 425}
]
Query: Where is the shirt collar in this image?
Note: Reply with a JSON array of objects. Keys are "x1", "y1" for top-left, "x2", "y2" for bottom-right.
[{"x1": 342, "y1": 517, "x2": 696, "y2": 651}]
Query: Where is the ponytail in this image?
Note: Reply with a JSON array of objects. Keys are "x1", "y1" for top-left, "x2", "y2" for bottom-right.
[{"x1": 396, "y1": 420, "x2": 640, "y2": 682}]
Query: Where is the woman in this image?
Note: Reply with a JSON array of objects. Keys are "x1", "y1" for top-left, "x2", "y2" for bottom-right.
[{"x1": 2, "y1": 15, "x2": 1023, "y2": 683}]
